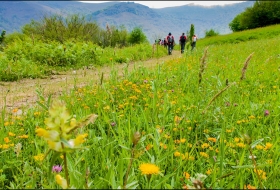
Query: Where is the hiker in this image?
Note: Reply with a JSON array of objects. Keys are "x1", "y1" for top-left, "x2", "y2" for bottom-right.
[
  {"x1": 166, "y1": 32, "x2": 175, "y2": 55},
  {"x1": 179, "y1": 33, "x2": 187, "y2": 54},
  {"x1": 163, "y1": 38, "x2": 168, "y2": 48},
  {"x1": 191, "y1": 34, "x2": 197, "y2": 51},
  {"x1": 158, "y1": 39, "x2": 162, "y2": 45}
]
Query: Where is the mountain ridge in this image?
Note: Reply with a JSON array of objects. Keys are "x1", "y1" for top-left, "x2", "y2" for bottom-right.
[{"x1": 0, "y1": 1, "x2": 255, "y2": 43}]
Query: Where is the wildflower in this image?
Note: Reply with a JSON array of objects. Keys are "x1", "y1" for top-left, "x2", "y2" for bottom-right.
[
  {"x1": 208, "y1": 137, "x2": 216, "y2": 143},
  {"x1": 255, "y1": 145, "x2": 264, "y2": 150},
  {"x1": 139, "y1": 163, "x2": 160, "y2": 175},
  {"x1": 180, "y1": 138, "x2": 186, "y2": 143},
  {"x1": 264, "y1": 142, "x2": 273, "y2": 150},
  {"x1": 254, "y1": 169, "x2": 266, "y2": 180},
  {"x1": 201, "y1": 143, "x2": 210, "y2": 149},
  {"x1": 174, "y1": 151, "x2": 181, "y2": 157},
  {"x1": 200, "y1": 152, "x2": 209, "y2": 158},
  {"x1": 184, "y1": 172, "x2": 190, "y2": 179},
  {"x1": 55, "y1": 174, "x2": 67, "y2": 189},
  {"x1": 36, "y1": 100, "x2": 97, "y2": 153},
  {"x1": 146, "y1": 144, "x2": 153, "y2": 151},
  {"x1": 8, "y1": 132, "x2": 16, "y2": 137},
  {"x1": 206, "y1": 169, "x2": 212, "y2": 175},
  {"x1": 34, "y1": 153, "x2": 45, "y2": 161},
  {"x1": 236, "y1": 142, "x2": 246, "y2": 148},
  {"x1": 234, "y1": 137, "x2": 240, "y2": 143},
  {"x1": 264, "y1": 110, "x2": 269, "y2": 116},
  {"x1": 245, "y1": 184, "x2": 257, "y2": 190},
  {"x1": 4, "y1": 137, "x2": 10, "y2": 143},
  {"x1": 52, "y1": 165, "x2": 62, "y2": 173}
]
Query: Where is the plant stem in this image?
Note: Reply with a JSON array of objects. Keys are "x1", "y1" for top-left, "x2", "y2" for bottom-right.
[{"x1": 123, "y1": 145, "x2": 136, "y2": 189}]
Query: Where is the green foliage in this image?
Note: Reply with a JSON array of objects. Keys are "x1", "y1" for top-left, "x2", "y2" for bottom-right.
[
  {"x1": 22, "y1": 14, "x2": 130, "y2": 48},
  {"x1": 0, "y1": 30, "x2": 6, "y2": 44},
  {"x1": 198, "y1": 24, "x2": 280, "y2": 47},
  {"x1": 229, "y1": 1, "x2": 280, "y2": 32},
  {"x1": 128, "y1": 27, "x2": 148, "y2": 45},
  {"x1": 189, "y1": 24, "x2": 195, "y2": 43},
  {"x1": 204, "y1": 29, "x2": 219, "y2": 38},
  {"x1": 0, "y1": 36, "x2": 166, "y2": 81}
]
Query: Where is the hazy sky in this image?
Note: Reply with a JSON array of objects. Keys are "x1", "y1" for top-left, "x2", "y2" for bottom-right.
[{"x1": 80, "y1": 1, "x2": 246, "y2": 8}]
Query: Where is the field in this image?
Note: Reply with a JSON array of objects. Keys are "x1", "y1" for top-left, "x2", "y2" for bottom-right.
[{"x1": 0, "y1": 25, "x2": 280, "y2": 189}]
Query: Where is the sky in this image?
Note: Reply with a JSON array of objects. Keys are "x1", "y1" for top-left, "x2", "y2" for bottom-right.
[{"x1": 80, "y1": 1, "x2": 246, "y2": 9}]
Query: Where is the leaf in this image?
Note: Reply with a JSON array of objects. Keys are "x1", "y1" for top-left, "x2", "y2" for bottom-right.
[
  {"x1": 77, "y1": 114, "x2": 98, "y2": 128},
  {"x1": 48, "y1": 151, "x2": 60, "y2": 180},
  {"x1": 251, "y1": 138, "x2": 264, "y2": 148}
]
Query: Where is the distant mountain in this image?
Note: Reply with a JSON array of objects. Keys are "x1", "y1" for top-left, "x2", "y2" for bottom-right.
[
  {"x1": 0, "y1": 1, "x2": 255, "y2": 43},
  {"x1": 0, "y1": 1, "x2": 118, "y2": 33}
]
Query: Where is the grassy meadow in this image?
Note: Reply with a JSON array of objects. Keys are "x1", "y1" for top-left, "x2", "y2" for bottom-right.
[{"x1": 0, "y1": 25, "x2": 280, "y2": 189}]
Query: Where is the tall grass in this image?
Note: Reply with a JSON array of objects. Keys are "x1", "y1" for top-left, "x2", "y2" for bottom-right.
[{"x1": 0, "y1": 28, "x2": 279, "y2": 188}]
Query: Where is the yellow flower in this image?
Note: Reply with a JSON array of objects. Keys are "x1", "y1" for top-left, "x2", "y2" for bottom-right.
[
  {"x1": 55, "y1": 174, "x2": 68, "y2": 189},
  {"x1": 236, "y1": 142, "x2": 246, "y2": 148},
  {"x1": 206, "y1": 169, "x2": 212, "y2": 175},
  {"x1": 264, "y1": 142, "x2": 273, "y2": 150},
  {"x1": 4, "y1": 137, "x2": 10, "y2": 143},
  {"x1": 174, "y1": 151, "x2": 181, "y2": 157},
  {"x1": 254, "y1": 169, "x2": 266, "y2": 180},
  {"x1": 139, "y1": 163, "x2": 160, "y2": 175},
  {"x1": 201, "y1": 143, "x2": 210, "y2": 149},
  {"x1": 184, "y1": 172, "x2": 190, "y2": 179},
  {"x1": 208, "y1": 137, "x2": 216, "y2": 143},
  {"x1": 8, "y1": 132, "x2": 16, "y2": 137},
  {"x1": 200, "y1": 152, "x2": 209, "y2": 158},
  {"x1": 34, "y1": 153, "x2": 45, "y2": 161},
  {"x1": 255, "y1": 145, "x2": 264, "y2": 150}
]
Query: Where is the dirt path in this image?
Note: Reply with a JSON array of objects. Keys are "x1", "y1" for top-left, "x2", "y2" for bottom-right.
[{"x1": 0, "y1": 50, "x2": 182, "y2": 111}]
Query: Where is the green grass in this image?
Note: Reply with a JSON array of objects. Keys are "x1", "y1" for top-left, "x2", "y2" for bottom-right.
[{"x1": 0, "y1": 25, "x2": 280, "y2": 189}]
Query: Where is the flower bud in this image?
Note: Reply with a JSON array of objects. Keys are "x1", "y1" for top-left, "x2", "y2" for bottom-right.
[{"x1": 132, "y1": 131, "x2": 141, "y2": 146}]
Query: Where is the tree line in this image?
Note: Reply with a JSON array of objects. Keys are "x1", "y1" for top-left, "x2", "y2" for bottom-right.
[
  {"x1": 229, "y1": 1, "x2": 280, "y2": 32},
  {"x1": 20, "y1": 14, "x2": 148, "y2": 47}
]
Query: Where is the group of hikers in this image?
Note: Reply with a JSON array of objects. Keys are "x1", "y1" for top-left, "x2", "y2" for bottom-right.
[{"x1": 155, "y1": 33, "x2": 197, "y2": 55}]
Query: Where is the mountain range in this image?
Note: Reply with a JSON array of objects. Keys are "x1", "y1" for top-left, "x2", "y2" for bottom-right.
[{"x1": 0, "y1": 1, "x2": 255, "y2": 43}]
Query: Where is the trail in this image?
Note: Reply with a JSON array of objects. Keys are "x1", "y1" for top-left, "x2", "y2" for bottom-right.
[{"x1": 0, "y1": 50, "x2": 182, "y2": 111}]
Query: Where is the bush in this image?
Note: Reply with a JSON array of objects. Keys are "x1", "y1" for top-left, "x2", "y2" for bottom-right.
[{"x1": 205, "y1": 29, "x2": 219, "y2": 38}]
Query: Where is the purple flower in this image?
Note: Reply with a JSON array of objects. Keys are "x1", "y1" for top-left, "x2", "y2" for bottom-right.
[
  {"x1": 52, "y1": 165, "x2": 62, "y2": 173},
  {"x1": 111, "y1": 122, "x2": 116, "y2": 127},
  {"x1": 264, "y1": 110, "x2": 270, "y2": 116}
]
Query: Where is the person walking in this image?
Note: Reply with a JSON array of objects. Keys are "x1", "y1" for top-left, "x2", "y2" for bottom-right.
[
  {"x1": 166, "y1": 32, "x2": 174, "y2": 55},
  {"x1": 179, "y1": 33, "x2": 187, "y2": 54},
  {"x1": 191, "y1": 34, "x2": 197, "y2": 51}
]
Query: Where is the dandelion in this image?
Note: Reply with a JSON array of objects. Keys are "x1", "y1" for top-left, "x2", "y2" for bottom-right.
[
  {"x1": 236, "y1": 142, "x2": 246, "y2": 148},
  {"x1": 8, "y1": 132, "x2": 16, "y2": 137},
  {"x1": 208, "y1": 137, "x2": 216, "y2": 143},
  {"x1": 184, "y1": 172, "x2": 190, "y2": 179},
  {"x1": 174, "y1": 151, "x2": 181, "y2": 157},
  {"x1": 200, "y1": 152, "x2": 209, "y2": 158},
  {"x1": 201, "y1": 143, "x2": 210, "y2": 149},
  {"x1": 206, "y1": 169, "x2": 212, "y2": 175},
  {"x1": 4, "y1": 137, "x2": 10, "y2": 143},
  {"x1": 255, "y1": 145, "x2": 264, "y2": 150},
  {"x1": 264, "y1": 142, "x2": 273, "y2": 150},
  {"x1": 139, "y1": 163, "x2": 160, "y2": 175}
]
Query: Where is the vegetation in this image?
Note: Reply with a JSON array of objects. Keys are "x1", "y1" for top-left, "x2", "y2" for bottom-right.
[
  {"x1": 0, "y1": 26, "x2": 280, "y2": 188},
  {"x1": 229, "y1": 1, "x2": 280, "y2": 32},
  {"x1": 204, "y1": 29, "x2": 219, "y2": 38},
  {"x1": 197, "y1": 24, "x2": 280, "y2": 47}
]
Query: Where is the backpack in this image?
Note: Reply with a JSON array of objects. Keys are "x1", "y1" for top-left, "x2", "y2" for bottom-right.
[
  {"x1": 180, "y1": 36, "x2": 186, "y2": 43},
  {"x1": 167, "y1": 36, "x2": 173, "y2": 43}
]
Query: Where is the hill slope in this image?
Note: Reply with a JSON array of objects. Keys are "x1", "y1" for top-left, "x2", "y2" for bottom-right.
[{"x1": 0, "y1": 1, "x2": 255, "y2": 42}]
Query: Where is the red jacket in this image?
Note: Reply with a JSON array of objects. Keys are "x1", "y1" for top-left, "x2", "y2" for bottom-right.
[{"x1": 166, "y1": 35, "x2": 174, "y2": 45}]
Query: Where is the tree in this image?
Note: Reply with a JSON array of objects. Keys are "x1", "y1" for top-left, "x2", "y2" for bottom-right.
[
  {"x1": 0, "y1": 30, "x2": 6, "y2": 44},
  {"x1": 128, "y1": 27, "x2": 147, "y2": 45},
  {"x1": 229, "y1": 1, "x2": 280, "y2": 32},
  {"x1": 189, "y1": 24, "x2": 195, "y2": 43}
]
